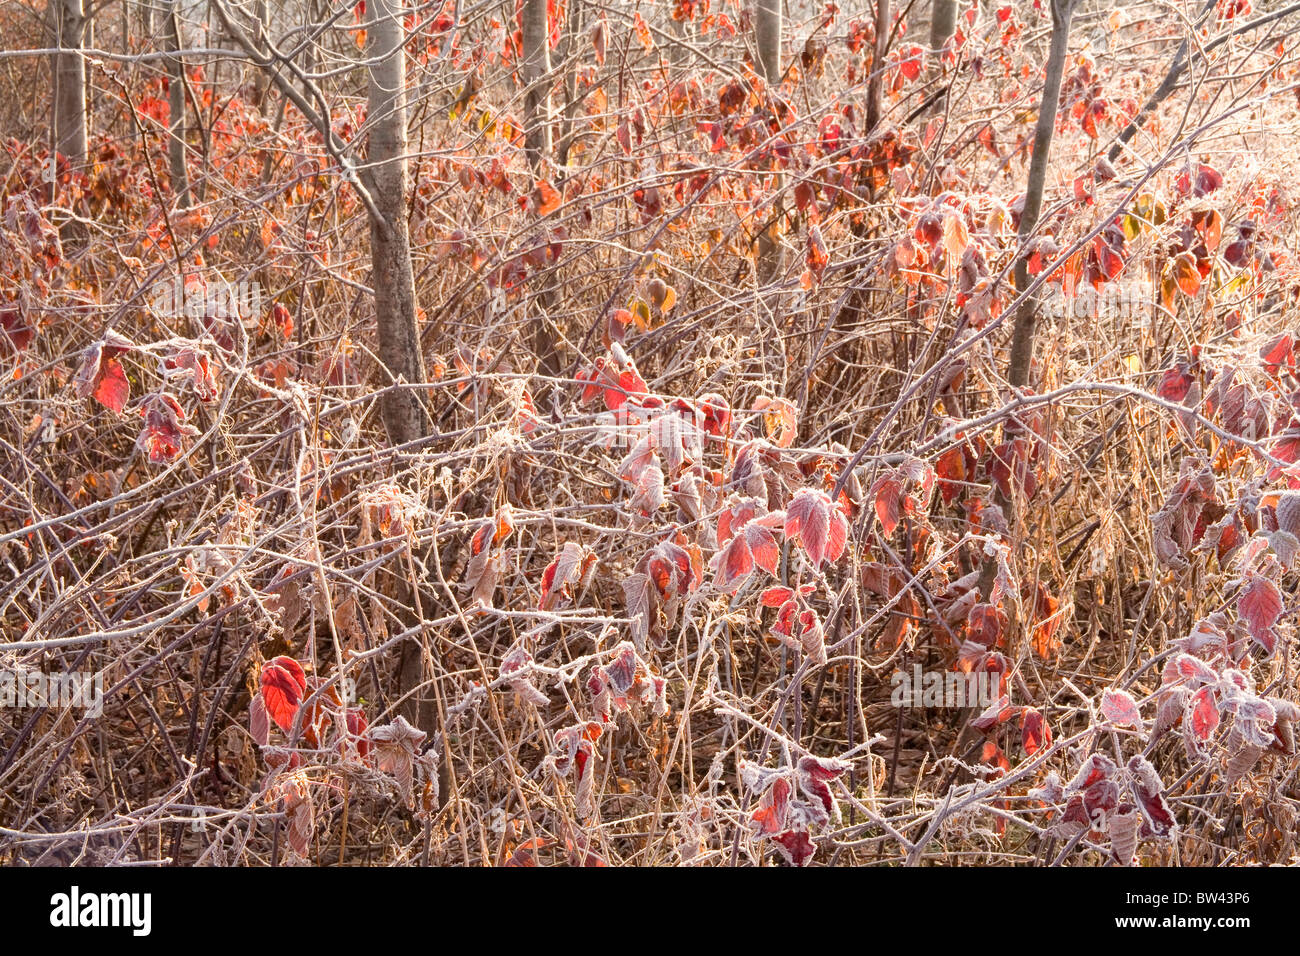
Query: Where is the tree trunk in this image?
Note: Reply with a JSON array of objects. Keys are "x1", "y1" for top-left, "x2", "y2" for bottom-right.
[
  {"x1": 754, "y1": 0, "x2": 784, "y2": 281},
  {"x1": 977, "y1": 0, "x2": 1074, "y2": 604},
  {"x1": 363, "y1": 0, "x2": 447, "y2": 801},
  {"x1": 521, "y1": 0, "x2": 562, "y2": 395},
  {"x1": 251, "y1": 0, "x2": 271, "y2": 111},
  {"x1": 163, "y1": 0, "x2": 189, "y2": 208},
  {"x1": 866, "y1": 0, "x2": 891, "y2": 133},
  {"x1": 365, "y1": 0, "x2": 429, "y2": 446},
  {"x1": 50, "y1": 0, "x2": 87, "y2": 168},
  {"x1": 930, "y1": 0, "x2": 957, "y2": 56},
  {"x1": 1006, "y1": 0, "x2": 1075, "y2": 390},
  {"x1": 755, "y1": 0, "x2": 781, "y2": 84},
  {"x1": 521, "y1": 0, "x2": 551, "y2": 165}
]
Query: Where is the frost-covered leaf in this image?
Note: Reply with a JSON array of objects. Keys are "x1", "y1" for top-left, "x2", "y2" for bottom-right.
[{"x1": 1100, "y1": 688, "x2": 1142, "y2": 727}]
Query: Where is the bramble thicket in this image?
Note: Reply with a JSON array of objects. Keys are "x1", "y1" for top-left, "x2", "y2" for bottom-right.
[{"x1": 2, "y1": 0, "x2": 1300, "y2": 866}]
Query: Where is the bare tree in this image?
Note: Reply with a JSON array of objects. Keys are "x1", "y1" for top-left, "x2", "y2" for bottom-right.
[
  {"x1": 929, "y1": 0, "x2": 957, "y2": 57},
  {"x1": 866, "y1": 0, "x2": 891, "y2": 133},
  {"x1": 755, "y1": 0, "x2": 780, "y2": 84},
  {"x1": 1006, "y1": 0, "x2": 1077, "y2": 389},
  {"x1": 362, "y1": 0, "x2": 442, "y2": 753},
  {"x1": 754, "y1": 0, "x2": 783, "y2": 281},
  {"x1": 521, "y1": 0, "x2": 562, "y2": 391},
  {"x1": 163, "y1": 0, "x2": 189, "y2": 208},
  {"x1": 521, "y1": 0, "x2": 552, "y2": 165},
  {"x1": 363, "y1": 0, "x2": 430, "y2": 446},
  {"x1": 49, "y1": 0, "x2": 88, "y2": 167},
  {"x1": 210, "y1": 0, "x2": 438, "y2": 748}
]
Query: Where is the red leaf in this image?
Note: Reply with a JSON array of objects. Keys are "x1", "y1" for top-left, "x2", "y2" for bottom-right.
[
  {"x1": 75, "y1": 333, "x2": 136, "y2": 412},
  {"x1": 0, "y1": 301, "x2": 35, "y2": 353},
  {"x1": 1128, "y1": 755, "x2": 1176, "y2": 836},
  {"x1": 898, "y1": 45, "x2": 924, "y2": 80},
  {"x1": 805, "y1": 225, "x2": 829, "y2": 285},
  {"x1": 773, "y1": 828, "x2": 816, "y2": 866},
  {"x1": 1030, "y1": 583, "x2": 1062, "y2": 658},
  {"x1": 1259, "y1": 333, "x2": 1293, "y2": 376},
  {"x1": 260, "y1": 656, "x2": 307, "y2": 733},
  {"x1": 136, "y1": 392, "x2": 199, "y2": 463},
  {"x1": 966, "y1": 603, "x2": 1006, "y2": 648},
  {"x1": 344, "y1": 708, "x2": 370, "y2": 759},
  {"x1": 95, "y1": 359, "x2": 130, "y2": 412},
  {"x1": 1100, "y1": 688, "x2": 1142, "y2": 727},
  {"x1": 1170, "y1": 653, "x2": 1218, "y2": 686},
  {"x1": 751, "y1": 775, "x2": 791, "y2": 836},
  {"x1": 972, "y1": 694, "x2": 1022, "y2": 731},
  {"x1": 540, "y1": 541, "x2": 588, "y2": 609},
  {"x1": 785, "y1": 488, "x2": 849, "y2": 568},
  {"x1": 713, "y1": 531, "x2": 753, "y2": 589},
  {"x1": 796, "y1": 754, "x2": 848, "y2": 818},
  {"x1": 745, "y1": 523, "x2": 780, "y2": 576},
  {"x1": 1189, "y1": 685, "x2": 1220, "y2": 741},
  {"x1": 1156, "y1": 364, "x2": 1195, "y2": 402},
  {"x1": 249, "y1": 693, "x2": 270, "y2": 746},
  {"x1": 761, "y1": 586, "x2": 794, "y2": 607},
  {"x1": 981, "y1": 740, "x2": 1010, "y2": 772},
  {"x1": 1020, "y1": 707, "x2": 1051, "y2": 756},
  {"x1": 871, "y1": 474, "x2": 903, "y2": 536},
  {"x1": 1238, "y1": 574, "x2": 1282, "y2": 654}
]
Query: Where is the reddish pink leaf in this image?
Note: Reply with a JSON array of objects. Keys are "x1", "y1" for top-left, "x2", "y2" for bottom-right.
[
  {"x1": 1100, "y1": 688, "x2": 1142, "y2": 727},
  {"x1": 1170, "y1": 653, "x2": 1218, "y2": 686},
  {"x1": 761, "y1": 586, "x2": 794, "y2": 607},
  {"x1": 751, "y1": 775, "x2": 791, "y2": 836},
  {"x1": 796, "y1": 755, "x2": 848, "y2": 818},
  {"x1": 1127, "y1": 755, "x2": 1176, "y2": 836},
  {"x1": 1021, "y1": 707, "x2": 1051, "y2": 756},
  {"x1": 260, "y1": 656, "x2": 307, "y2": 733},
  {"x1": 714, "y1": 532, "x2": 753, "y2": 589},
  {"x1": 136, "y1": 392, "x2": 198, "y2": 463},
  {"x1": 249, "y1": 693, "x2": 270, "y2": 746},
  {"x1": 745, "y1": 524, "x2": 780, "y2": 576},
  {"x1": 871, "y1": 475, "x2": 903, "y2": 535},
  {"x1": 784, "y1": 489, "x2": 849, "y2": 568},
  {"x1": 1189, "y1": 685, "x2": 1220, "y2": 741},
  {"x1": 773, "y1": 828, "x2": 816, "y2": 866},
  {"x1": 1238, "y1": 574, "x2": 1283, "y2": 653}
]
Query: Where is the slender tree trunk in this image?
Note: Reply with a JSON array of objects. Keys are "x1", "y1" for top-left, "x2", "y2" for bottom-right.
[
  {"x1": 364, "y1": 0, "x2": 444, "y2": 791},
  {"x1": 365, "y1": 0, "x2": 429, "y2": 445},
  {"x1": 521, "y1": 0, "x2": 562, "y2": 394},
  {"x1": 754, "y1": 0, "x2": 784, "y2": 281},
  {"x1": 1006, "y1": 0, "x2": 1075, "y2": 389},
  {"x1": 930, "y1": 0, "x2": 957, "y2": 55},
  {"x1": 977, "y1": 0, "x2": 1075, "y2": 604},
  {"x1": 251, "y1": 0, "x2": 271, "y2": 110},
  {"x1": 50, "y1": 0, "x2": 87, "y2": 168},
  {"x1": 163, "y1": 0, "x2": 189, "y2": 208},
  {"x1": 521, "y1": 0, "x2": 551, "y2": 165},
  {"x1": 557, "y1": 0, "x2": 583, "y2": 167},
  {"x1": 866, "y1": 0, "x2": 891, "y2": 133},
  {"x1": 755, "y1": 0, "x2": 781, "y2": 84}
]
